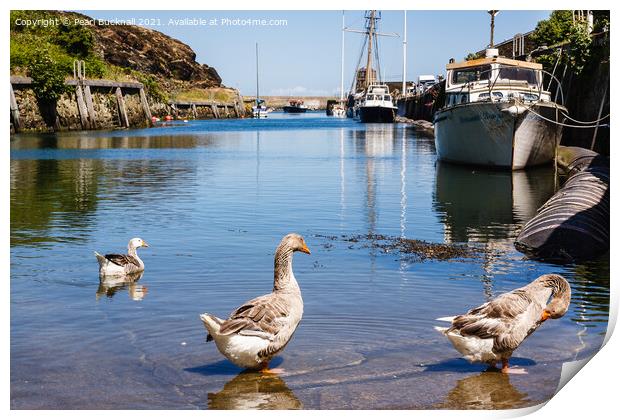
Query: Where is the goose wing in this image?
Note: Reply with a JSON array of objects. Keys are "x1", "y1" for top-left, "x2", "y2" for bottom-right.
[
  {"x1": 449, "y1": 289, "x2": 538, "y2": 353},
  {"x1": 219, "y1": 293, "x2": 291, "y2": 340},
  {"x1": 104, "y1": 253, "x2": 141, "y2": 268}
]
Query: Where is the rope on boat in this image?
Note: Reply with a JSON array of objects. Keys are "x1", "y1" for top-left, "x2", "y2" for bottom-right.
[
  {"x1": 561, "y1": 111, "x2": 610, "y2": 125},
  {"x1": 514, "y1": 99, "x2": 610, "y2": 129}
]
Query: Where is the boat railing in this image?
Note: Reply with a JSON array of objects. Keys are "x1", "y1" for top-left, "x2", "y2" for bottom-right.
[{"x1": 446, "y1": 65, "x2": 565, "y2": 108}]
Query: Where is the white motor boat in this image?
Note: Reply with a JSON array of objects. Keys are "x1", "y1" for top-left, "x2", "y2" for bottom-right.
[
  {"x1": 356, "y1": 84, "x2": 397, "y2": 123},
  {"x1": 433, "y1": 49, "x2": 566, "y2": 170}
]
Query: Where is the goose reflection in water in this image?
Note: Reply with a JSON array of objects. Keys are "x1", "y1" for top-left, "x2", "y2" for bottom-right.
[
  {"x1": 208, "y1": 371, "x2": 302, "y2": 409},
  {"x1": 96, "y1": 272, "x2": 148, "y2": 301},
  {"x1": 440, "y1": 372, "x2": 530, "y2": 410}
]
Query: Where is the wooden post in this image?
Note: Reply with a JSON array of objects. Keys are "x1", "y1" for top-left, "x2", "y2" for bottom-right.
[
  {"x1": 83, "y1": 85, "x2": 97, "y2": 129},
  {"x1": 10, "y1": 83, "x2": 21, "y2": 132},
  {"x1": 138, "y1": 87, "x2": 152, "y2": 125},
  {"x1": 211, "y1": 104, "x2": 219, "y2": 119},
  {"x1": 75, "y1": 85, "x2": 90, "y2": 129},
  {"x1": 224, "y1": 104, "x2": 229, "y2": 118},
  {"x1": 191, "y1": 103, "x2": 197, "y2": 119},
  {"x1": 115, "y1": 87, "x2": 129, "y2": 128},
  {"x1": 233, "y1": 101, "x2": 240, "y2": 118}
]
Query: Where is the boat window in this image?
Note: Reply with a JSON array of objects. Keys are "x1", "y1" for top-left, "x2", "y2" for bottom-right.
[
  {"x1": 384, "y1": 95, "x2": 391, "y2": 101},
  {"x1": 498, "y1": 67, "x2": 539, "y2": 84},
  {"x1": 451, "y1": 65, "x2": 492, "y2": 84}
]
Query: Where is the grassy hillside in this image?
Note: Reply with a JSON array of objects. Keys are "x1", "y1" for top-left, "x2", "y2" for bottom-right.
[{"x1": 10, "y1": 10, "x2": 229, "y2": 104}]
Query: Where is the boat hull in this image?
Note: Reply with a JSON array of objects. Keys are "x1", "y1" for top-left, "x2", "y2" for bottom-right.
[
  {"x1": 359, "y1": 106, "x2": 396, "y2": 123},
  {"x1": 433, "y1": 101, "x2": 564, "y2": 169},
  {"x1": 283, "y1": 106, "x2": 308, "y2": 113}
]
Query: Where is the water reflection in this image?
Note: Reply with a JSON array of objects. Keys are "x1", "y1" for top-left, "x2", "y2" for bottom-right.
[
  {"x1": 10, "y1": 155, "x2": 197, "y2": 247},
  {"x1": 568, "y1": 257, "x2": 610, "y2": 359},
  {"x1": 440, "y1": 372, "x2": 530, "y2": 409},
  {"x1": 434, "y1": 162, "x2": 557, "y2": 244},
  {"x1": 10, "y1": 134, "x2": 207, "y2": 150},
  {"x1": 207, "y1": 372, "x2": 302, "y2": 409},
  {"x1": 351, "y1": 125, "x2": 398, "y2": 269},
  {"x1": 10, "y1": 159, "x2": 101, "y2": 246},
  {"x1": 96, "y1": 272, "x2": 148, "y2": 301}
]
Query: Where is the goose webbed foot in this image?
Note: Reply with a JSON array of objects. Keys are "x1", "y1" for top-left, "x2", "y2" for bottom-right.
[{"x1": 501, "y1": 358, "x2": 528, "y2": 375}]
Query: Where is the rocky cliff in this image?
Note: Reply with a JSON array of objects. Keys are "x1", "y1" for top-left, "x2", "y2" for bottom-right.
[{"x1": 92, "y1": 21, "x2": 222, "y2": 88}]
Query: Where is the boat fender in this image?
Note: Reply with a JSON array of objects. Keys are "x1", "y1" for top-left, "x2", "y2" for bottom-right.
[{"x1": 501, "y1": 105, "x2": 527, "y2": 117}]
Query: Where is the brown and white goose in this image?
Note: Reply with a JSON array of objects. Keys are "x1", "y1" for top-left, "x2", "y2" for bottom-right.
[
  {"x1": 94, "y1": 238, "x2": 149, "y2": 277},
  {"x1": 435, "y1": 274, "x2": 571, "y2": 374},
  {"x1": 200, "y1": 233, "x2": 311, "y2": 371}
]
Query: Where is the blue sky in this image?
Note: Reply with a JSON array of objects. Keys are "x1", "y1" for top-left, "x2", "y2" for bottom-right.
[{"x1": 82, "y1": 10, "x2": 551, "y2": 96}]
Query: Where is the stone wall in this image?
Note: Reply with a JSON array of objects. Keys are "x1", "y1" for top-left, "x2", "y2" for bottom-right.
[{"x1": 12, "y1": 86, "x2": 150, "y2": 133}]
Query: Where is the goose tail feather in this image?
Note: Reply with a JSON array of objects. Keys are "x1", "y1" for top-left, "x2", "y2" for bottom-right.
[{"x1": 94, "y1": 251, "x2": 107, "y2": 267}]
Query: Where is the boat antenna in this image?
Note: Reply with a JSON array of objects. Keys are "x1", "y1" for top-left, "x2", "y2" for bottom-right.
[
  {"x1": 488, "y1": 10, "x2": 499, "y2": 48},
  {"x1": 402, "y1": 10, "x2": 407, "y2": 96}
]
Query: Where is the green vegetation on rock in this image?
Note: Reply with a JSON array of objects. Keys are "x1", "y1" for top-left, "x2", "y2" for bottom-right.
[{"x1": 531, "y1": 10, "x2": 601, "y2": 74}]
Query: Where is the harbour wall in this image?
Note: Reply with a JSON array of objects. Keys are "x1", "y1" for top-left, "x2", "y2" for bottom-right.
[{"x1": 10, "y1": 76, "x2": 245, "y2": 133}]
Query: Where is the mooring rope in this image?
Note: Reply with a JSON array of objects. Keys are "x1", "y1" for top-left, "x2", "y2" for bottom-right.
[{"x1": 514, "y1": 99, "x2": 610, "y2": 129}]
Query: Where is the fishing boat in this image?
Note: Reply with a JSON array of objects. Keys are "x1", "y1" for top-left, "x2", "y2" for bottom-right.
[
  {"x1": 434, "y1": 48, "x2": 566, "y2": 169},
  {"x1": 358, "y1": 84, "x2": 397, "y2": 122},
  {"x1": 345, "y1": 11, "x2": 398, "y2": 123},
  {"x1": 283, "y1": 100, "x2": 308, "y2": 113}
]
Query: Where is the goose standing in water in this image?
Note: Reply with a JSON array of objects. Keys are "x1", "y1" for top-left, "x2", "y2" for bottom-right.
[
  {"x1": 435, "y1": 274, "x2": 571, "y2": 374},
  {"x1": 200, "y1": 233, "x2": 311, "y2": 372},
  {"x1": 94, "y1": 238, "x2": 149, "y2": 277}
]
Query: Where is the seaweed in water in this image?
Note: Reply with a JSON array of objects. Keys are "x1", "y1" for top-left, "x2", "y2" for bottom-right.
[{"x1": 314, "y1": 233, "x2": 490, "y2": 262}]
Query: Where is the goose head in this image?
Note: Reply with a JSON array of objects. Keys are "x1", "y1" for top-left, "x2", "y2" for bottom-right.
[
  {"x1": 539, "y1": 274, "x2": 571, "y2": 321},
  {"x1": 279, "y1": 233, "x2": 311, "y2": 255},
  {"x1": 128, "y1": 237, "x2": 149, "y2": 250}
]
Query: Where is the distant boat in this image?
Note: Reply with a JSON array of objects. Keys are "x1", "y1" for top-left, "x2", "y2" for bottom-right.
[
  {"x1": 345, "y1": 11, "x2": 398, "y2": 123},
  {"x1": 329, "y1": 10, "x2": 347, "y2": 118},
  {"x1": 252, "y1": 101, "x2": 272, "y2": 118},
  {"x1": 253, "y1": 42, "x2": 269, "y2": 118},
  {"x1": 332, "y1": 105, "x2": 346, "y2": 117},
  {"x1": 434, "y1": 49, "x2": 566, "y2": 169},
  {"x1": 283, "y1": 100, "x2": 308, "y2": 113},
  {"x1": 358, "y1": 84, "x2": 397, "y2": 123}
]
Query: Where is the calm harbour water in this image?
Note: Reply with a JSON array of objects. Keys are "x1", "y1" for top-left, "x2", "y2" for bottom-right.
[{"x1": 10, "y1": 112, "x2": 609, "y2": 409}]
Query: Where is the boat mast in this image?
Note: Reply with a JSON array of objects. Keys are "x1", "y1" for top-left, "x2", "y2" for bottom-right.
[
  {"x1": 340, "y1": 11, "x2": 345, "y2": 102},
  {"x1": 364, "y1": 10, "x2": 376, "y2": 89},
  {"x1": 488, "y1": 10, "x2": 499, "y2": 48},
  {"x1": 255, "y1": 42, "x2": 260, "y2": 118},
  {"x1": 402, "y1": 10, "x2": 407, "y2": 96}
]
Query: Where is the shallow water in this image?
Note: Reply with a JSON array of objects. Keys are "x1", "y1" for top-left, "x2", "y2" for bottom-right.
[{"x1": 10, "y1": 112, "x2": 609, "y2": 409}]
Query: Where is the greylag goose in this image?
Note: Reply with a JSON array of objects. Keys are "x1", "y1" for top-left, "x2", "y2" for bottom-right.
[
  {"x1": 200, "y1": 233, "x2": 311, "y2": 371},
  {"x1": 94, "y1": 238, "x2": 149, "y2": 277},
  {"x1": 435, "y1": 274, "x2": 571, "y2": 374}
]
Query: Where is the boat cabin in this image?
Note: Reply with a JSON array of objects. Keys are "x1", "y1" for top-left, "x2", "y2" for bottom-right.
[
  {"x1": 444, "y1": 54, "x2": 552, "y2": 108},
  {"x1": 363, "y1": 84, "x2": 393, "y2": 105}
]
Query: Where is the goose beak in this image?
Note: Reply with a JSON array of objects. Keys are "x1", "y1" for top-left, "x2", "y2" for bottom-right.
[
  {"x1": 300, "y1": 243, "x2": 311, "y2": 255},
  {"x1": 142, "y1": 241, "x2": 149, "y2": 248},
  {"x1": 540, "y1": 309, "x2": 551, "y2": 322}
]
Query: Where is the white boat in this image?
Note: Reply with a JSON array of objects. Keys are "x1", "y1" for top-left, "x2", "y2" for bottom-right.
[
  {"x1": 332, "y1": 105, "x2": 346, "y2": 117},
  {"x1": 357, "y1": 84, "x2": 397, "y2": 123},
  {"x1": 434, "y1": 49, "x2": 566, "y2": 169},
  {"x1": 344, "y1": 11, "x2": 399, "y2": 123},
  {"x1": 252, "y1": 43, "x2": 271, "y2": 118},
  {"x1": 252, "y1": 104, "x2": 271, "y2": 118}
]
